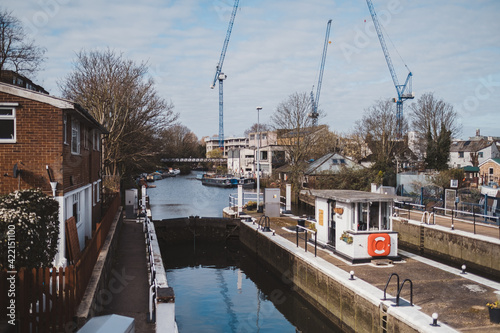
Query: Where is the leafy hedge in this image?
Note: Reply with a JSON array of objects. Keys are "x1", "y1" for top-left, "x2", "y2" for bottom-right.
[{"x1": 0, "y1": 189, "x2": 59, "y2": 269}]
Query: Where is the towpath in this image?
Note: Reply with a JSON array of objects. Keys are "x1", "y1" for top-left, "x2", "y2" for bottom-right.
[{"x1": 245, "y1": 213, "x2": 500, "y2": 332}]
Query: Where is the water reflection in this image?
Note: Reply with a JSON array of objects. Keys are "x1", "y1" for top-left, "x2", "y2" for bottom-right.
[{"x1": 161, "y1": 241, "x2": 341, "y2": 333}]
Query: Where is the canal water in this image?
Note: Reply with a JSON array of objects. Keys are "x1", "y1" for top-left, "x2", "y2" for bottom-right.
[{"x1": 148, "y1": 172, "x2": 341, "y2": 332}]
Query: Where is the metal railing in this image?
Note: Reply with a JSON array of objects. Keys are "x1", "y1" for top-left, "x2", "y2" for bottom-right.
[
  {"x1": 143, "y1": 215, "x2": 157, "y2": 323},
  {"x1": 228, "y1": 191, "x2": 263, "y2": 210},
  {"x1": 295, "y1": 225, "x2": 317, "y2": 257},
  {"x1": 394, "y1": 201, "x2": 500, "y2": 239}
]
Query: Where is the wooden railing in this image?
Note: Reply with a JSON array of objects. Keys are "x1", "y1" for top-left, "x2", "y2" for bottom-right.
[{"x1": 0, "y1": 193, "x2": 121, "y2": 332}]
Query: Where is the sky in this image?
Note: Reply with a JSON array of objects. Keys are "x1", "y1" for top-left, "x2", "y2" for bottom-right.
[{"x1": 5, "y1": 0, "x2": 500, "y2": 141}]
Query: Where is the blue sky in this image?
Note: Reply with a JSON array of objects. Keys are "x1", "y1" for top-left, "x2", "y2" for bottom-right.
[{"x1": 5, "y1": 0, "x2": 500, "y2": 140}]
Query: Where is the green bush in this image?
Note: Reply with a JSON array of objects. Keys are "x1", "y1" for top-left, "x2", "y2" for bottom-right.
[{"x1": 0, "y1": 189, "x2": 59, "y2": 269}]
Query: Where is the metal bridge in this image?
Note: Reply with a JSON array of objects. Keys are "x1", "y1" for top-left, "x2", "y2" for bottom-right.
[{"x1": 161, "y1": 158, "x2": 227, "y2": 163}]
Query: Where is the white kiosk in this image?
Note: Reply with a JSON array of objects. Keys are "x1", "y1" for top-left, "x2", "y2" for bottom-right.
[{"x1": 305, "y1": 189, "x2": 400, "y2": 263}]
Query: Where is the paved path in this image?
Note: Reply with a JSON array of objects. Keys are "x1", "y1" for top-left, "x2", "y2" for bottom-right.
[
  {"x1": 99, "y1": 218, "x2": 155, "y2": 332},
  {"x1": 246, "y1": 213, "x2": 500, "y2": 332},
  {"x1": 398, "y1": 209, "x2": 500, "y2": 240}
]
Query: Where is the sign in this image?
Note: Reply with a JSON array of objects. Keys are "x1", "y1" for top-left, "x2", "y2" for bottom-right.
[
  {"x1": 450, "y1": 179, "x2": 458, "y2": 188},
  {"x1": 319, "y1": 209, "x2": 324, "y2": 226},
  {"x1": 334, "y1": 207, "x2": 344, "y2": 215}
]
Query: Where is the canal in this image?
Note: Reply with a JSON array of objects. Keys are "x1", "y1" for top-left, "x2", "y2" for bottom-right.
[{"x1": 148, "y1": 172, "x2": 341, "y2": 332}]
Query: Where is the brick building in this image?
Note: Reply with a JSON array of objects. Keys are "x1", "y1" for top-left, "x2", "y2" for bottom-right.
[
  {"x1": 0, "y1": 82, "x2": 107, "y2": 266},
  {"x1": 479, "y1": 158, "x2": 500, "y2": 187}
]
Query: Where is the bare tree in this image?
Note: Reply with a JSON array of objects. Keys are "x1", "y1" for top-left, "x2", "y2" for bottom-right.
[
  {"x1": 159, "y1": 124, "x2": 200, "y2": 158},
  {"x1": 408, "y1": 92, "x2": 461, "y2": 157},
  {"x1": 244, "y1": 123, "x2": 270, "y2": 137},
  {"x1": 355, "y1": 99, "x2": 404, "y2": 170},
  {"x1": 0, "y1": 8, "x2": 46, "y2": 77},
  {"x1": 270, "y1": 92, "x2": 327, "y2": 193},
  {"x1": 59, "y1": 49, "x2": 178, "y2": 179}
]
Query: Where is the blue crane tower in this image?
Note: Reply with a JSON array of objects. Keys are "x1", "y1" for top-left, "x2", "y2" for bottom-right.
[
  {"x1": 211, "y1": 0, "x2": 240, "y2": 148},
  {"x1": 310, "y1": 19, "x2": 332, "y2": 126},
  {"x1": 366, "y1": 0, "x2": 414, "y2": 137}
]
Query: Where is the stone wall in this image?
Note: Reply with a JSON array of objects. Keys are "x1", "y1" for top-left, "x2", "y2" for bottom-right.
[
  {"x1": 394, "y1": 219, "x2": 500, "y2": 277},
  {"x1": 238, "y1": 221, "x2": 421, "y2": 333}
]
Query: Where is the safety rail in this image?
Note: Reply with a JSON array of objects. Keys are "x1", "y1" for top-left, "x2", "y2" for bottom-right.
[
  {"x1": 143, "y1": 215, "x2": 157, "y2": 323},
  {"x1": 382, "y1": 273, "x2": 413, "y2": 306},
  {"x1": 420, "y1": 211, "x2": 434, "y2": 224},
  {"x1": 394, "y1": 202, "x2": 500, "y2": 239},
  {"x1": 229, "y1": 191, "x2": 263, "y2": 211},
  {"x1": 296, "y1": 225, "x2": 317, "y2": 257},
  {"x1": 383, "y1": 273, "x2": 400, "y2": 301},
  {"x1": 396, "y1": 279, "x2": 413, "y2": 306},
  {"x1": 258, "y1": 215, "x2": 272, "y2": 232}
]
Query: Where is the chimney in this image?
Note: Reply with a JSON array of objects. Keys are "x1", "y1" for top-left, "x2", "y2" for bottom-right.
[{"x1": 476, "y1": 129, "x2": 480, "y2": 137}]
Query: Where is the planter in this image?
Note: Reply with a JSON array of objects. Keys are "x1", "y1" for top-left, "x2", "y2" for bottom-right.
[{"x1": 489, "y1": 308, "x2": 500, "y2": 324}]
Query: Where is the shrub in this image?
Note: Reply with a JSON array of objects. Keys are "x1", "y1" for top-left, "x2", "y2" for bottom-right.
[{"x1": 0, "y1": 189, "x2": 59, "y2": 269}]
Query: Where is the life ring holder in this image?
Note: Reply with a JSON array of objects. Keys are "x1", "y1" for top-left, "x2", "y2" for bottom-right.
[{"x1": 367, "y1": 233, "x2": 391, "y2": 257}]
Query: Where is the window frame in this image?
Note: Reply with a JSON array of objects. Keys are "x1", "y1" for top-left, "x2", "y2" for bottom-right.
[
  {"x1": 0, "y1": 105, "x2": 17, "y2": 143},
  {"x1": 63, "y1": 114, "x2": 68, "y2": 145},
  {"x1": 71, "y1": 118, "x2": 81, "y2": 155}
]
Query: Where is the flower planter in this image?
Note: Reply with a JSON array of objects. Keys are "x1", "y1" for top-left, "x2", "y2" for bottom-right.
[{"x1": 489, "y1": 308, "x2": 500, "y2": 324}]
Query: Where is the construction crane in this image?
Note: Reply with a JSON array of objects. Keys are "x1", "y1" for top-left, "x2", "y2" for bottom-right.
[
  {"x1": 365, "y1": 0, "x2": 414, "y2": 137},
  {"x1": 211, "y1": 0, "x2": 240, "y2": 148},
  {"x1": 310, "y1": 19, "x2": 332, "y2": 126}
]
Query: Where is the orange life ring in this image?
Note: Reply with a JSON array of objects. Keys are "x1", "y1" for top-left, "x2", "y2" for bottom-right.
[{"x1": 367, "y1": 233, "x2": 391, "y2": 257}]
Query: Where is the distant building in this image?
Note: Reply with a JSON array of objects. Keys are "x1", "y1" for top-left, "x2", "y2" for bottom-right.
[
  {"x1": 302, "y1": 153, "x2": 363, "y2": 188},
  {"x1": 479, "y1": 158, "x2": 500, "y2": 187},
  {"x1": 0, "y1": 82, "x2": 107, "y2": 266},
  {"x1": 449, "y1": 129, "x2": 500, "y2": 169},
  {"x1": 0, "y1": 70, "x2": 49, "y2": 94},
  {"x1": 205, "y1": 136, "x2": 248, "y2": 157}
]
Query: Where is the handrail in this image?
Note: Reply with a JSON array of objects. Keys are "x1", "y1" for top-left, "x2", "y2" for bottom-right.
[
  {"x1": 295, "y1": 224, "x2": 317, "y2": 257},
  {"x1": 144, "y1": 214, "x2": 158, "y2": 323},
  {"x1": 148, "y1": 279, "x2": 157, "y2": 323},
  {"x1": 383, "y1": 273, "x2": 400, "y2": 300},
  {"x1": 396, "y1": 278, "x2": 413, "y2": 306},
  {"x1": 258, "y1": 215, "x2": 271, "y2": 232},
  {"x1": 420, "y1": 211, "x2": 428, "y2": 224}
]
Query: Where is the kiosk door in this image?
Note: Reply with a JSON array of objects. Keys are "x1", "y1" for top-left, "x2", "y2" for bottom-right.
[{"x1": 328, "y1": 201, "x2": 336, "y2": 247}]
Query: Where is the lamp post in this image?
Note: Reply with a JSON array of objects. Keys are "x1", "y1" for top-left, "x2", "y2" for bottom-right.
[{"x1": 256, "y1": 106, "x2": 262, "y2": 212}]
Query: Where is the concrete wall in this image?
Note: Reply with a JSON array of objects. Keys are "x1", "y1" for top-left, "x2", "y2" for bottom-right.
[
  {"x1": 154, "y1": 216, "x2": 240, "y2": 245},
  {"x1": 75, "y1": 207, "x2": 123, "y2": 328},
  {"x1": 394, "y1": 218, "x2": 500, "y2": 277},
  {"x1": 238, "y1": 221, "x2": 454, "y2": 333}
]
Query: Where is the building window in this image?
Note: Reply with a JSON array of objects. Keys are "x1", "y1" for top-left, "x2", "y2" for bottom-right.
[
  {"x1": 63, "y1": 114, "x2": 68, "y2": 144},
  {"x1": 478, "y1": 152, "x2": 483, "y2": 158},
  {"x1": 490, "y1": 168, "x2": 494, "y2": 175},
  {"x1": 0, "y1": 107, "x2": 16, "y2": 143},
  {"x1": 71, "y1": 119, "x2": 80, "y2": 154},
  {"x1": 458, "y1": 152, "x2": 464, "y2": 158},
  {"x1": 82, "y1": 126, "x2": 88, "y2": 149},
  {"x1": 93, "y1": 130, "x2": 101, "y2": 151},
  {"x1": 250, "y1": 134, "x2": 255, "y2": 140}
]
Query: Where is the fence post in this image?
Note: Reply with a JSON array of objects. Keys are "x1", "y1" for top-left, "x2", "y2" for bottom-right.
[
  {"x1": 305, "y1": 230, "x2": 308, "y2": 253},
  {"x1": 473, "y1": 211, "x2": 476, "y2": 234}
]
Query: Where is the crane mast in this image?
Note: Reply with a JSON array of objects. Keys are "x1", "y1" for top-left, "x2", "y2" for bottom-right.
[
  {"x1": 211, "y1": 0, "x2": 240, "y2": 148},
  {"x1": 310, "y1": 19, "x2": 332, "y2": 126},
  {"x1": 365, "y1": 0, "x2": 414, "y2": 137}
]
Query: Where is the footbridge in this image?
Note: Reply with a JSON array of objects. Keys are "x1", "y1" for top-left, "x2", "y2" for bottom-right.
[{"x1": 161, "y1": 157, "x2": 227, "y2": 163}]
